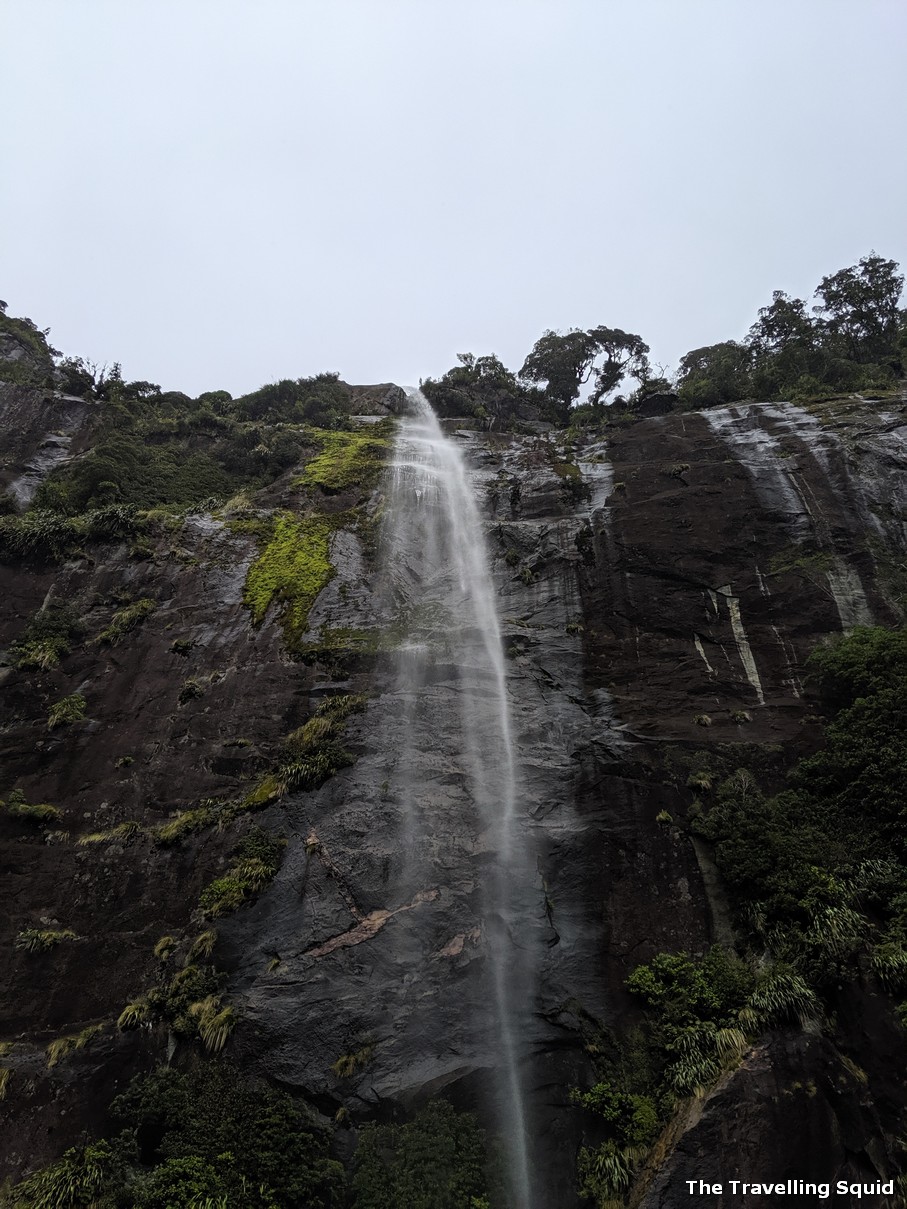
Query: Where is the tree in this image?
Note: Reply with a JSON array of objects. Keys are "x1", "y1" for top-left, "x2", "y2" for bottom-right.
[
  {"x1": 421, "y1": 352, "x2": 537, "y2": 427},
  {"x1": 813, "y1": 252, "x2": 904, "y2": 366},
  {"x1": 747, "y1": 291, "x2": 815, "y2": 357},
  {"x1": 519, "y1": 326, "x2": 650, "y2": 422},
  {"x1": 675, "y1": 341, "x2": 752, "y2": 408},
  {"x1": 746, "y1": 292, "x2": 818, "y2": 398}
]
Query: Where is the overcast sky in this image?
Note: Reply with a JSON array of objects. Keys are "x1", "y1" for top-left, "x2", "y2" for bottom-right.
[{"x1": 3, "y1": 1, "x2": 905, "y2": 397}]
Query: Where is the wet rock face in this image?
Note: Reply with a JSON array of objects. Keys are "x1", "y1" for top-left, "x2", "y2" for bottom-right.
[
  {"x1": 1, "y1": 386, "x2": 907, "y2": 1199},
  {"x1": 0, "y1": 384, "x2": 96, "y2": 506}
]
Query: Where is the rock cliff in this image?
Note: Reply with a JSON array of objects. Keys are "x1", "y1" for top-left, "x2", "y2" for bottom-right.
[{"x1": 1, "y1": 374, "x2": 906, "y2": 1207}]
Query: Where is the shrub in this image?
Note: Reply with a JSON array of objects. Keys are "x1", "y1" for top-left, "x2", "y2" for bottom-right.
[
  {"x1": 9, "y1": 1139, "x2": 116, "y2": 1208},
  {"x1": 189, "y1": 997, "x2": 236, "y2": 1053},
  {"x1": 154, "y1": 935, "x2": 177, "y2": 961},
  {"x1": 47, "y1": 693, "x2": 86, "y2": 729},
  {"x1": 3, "y1": 794, "x2": 63, "y2": 825},
  {"x1": 130, "y1": 1156, "x2": 231, "y2": 1209},
  {"x1": 187, "y1": 929, "x2": 218, "y2": 963},
  {"x1": 739, "y1": 968, "x2": 820, "y2": 1029},
  {"x1": 12, "y1": 605, "x2": 84, "y2": 669},
  {"x1": 0, "y1": 510, "x2": 80, "y2": 562},
  {"x1": 351, "y1": 1099, "x2": 496, "y2": 1209},
  {"x1": 178, "y1": 677, "x2": 206, "y2": 704},
  {"x1": 96, "y1": 597, "x2": 156, "y2": 644},
  {"x1": 81, "y1": 503, "x2": 144, "y2": 541},
  {"x1": 151, "y1": 965, "x2": 226, "y2": 1040},
  {"x1": 15, "y1": 928, "x2": 77, "y2": 953},
  {"x1": 198, "y1": 828, "x2": 286, "y2": 919},
  {"x1": 77, "y1": 819, "x2": 142, "y2": 845},
  {"x1": 118, "y1": 997, "x2": 153, "y2": 1030},
  {"x1": 577, "y1": 1140, "x2": 645, "y2": 1203},
  {"x1": 331, "y1": 1042, "x2": 374, "y2": 1078},
  {"x1": 46, "y1": 1024, "x2": 103, "y2": 1067},
  {"x1": 110, "y1": 1062, "x2": 344, "y2": 1206},
  {"x1": 275, "y1": 693, "x2": 365, "y2": 794}
]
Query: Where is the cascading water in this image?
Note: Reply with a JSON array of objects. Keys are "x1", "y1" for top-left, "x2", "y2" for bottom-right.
[{"x1": 381, "y1": 388, "x2": 535, "y2": 1207}]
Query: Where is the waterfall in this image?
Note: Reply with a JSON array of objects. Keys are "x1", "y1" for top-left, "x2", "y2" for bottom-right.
[{"x1": 382, "y1": 388, "x2": 534, "y2": 1208}]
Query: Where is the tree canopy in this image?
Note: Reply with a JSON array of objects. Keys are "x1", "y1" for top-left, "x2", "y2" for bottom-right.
[
  {"x1": 677, "y1": 251, "x2": 905, "y2": 408},
  {"x1": 518, "y1": 326, "x2": 650, "y2": 422}
]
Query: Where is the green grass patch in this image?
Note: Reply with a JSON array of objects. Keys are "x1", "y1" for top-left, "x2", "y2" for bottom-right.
[
  {"x1": 2, "y1": 792, "x2": 63, "y2": 825},
  {"x1": 47, "y1": 693, "x2": 87, "y2": 729},
  {"x1": 768, "y1": 545, "x2": 834, "y2": 578},
  {"x1": 199, "y1": 828, "x2": 286, "y2": 919},
  {"x1": 96, "y1": 597, "x2": 156, "y2": 645},
  {"x1": 12, "y1": 605, "x2": 85, "y2": 669},
  {"x1": 15, "y1": 927, "x2": 77, "y2": 953},
  {"x1": 45, "y1": 1024, "x2": 104, "y2": 1067},
  {"x1": 77, "y1": 820, "x2": 142, "y2": 845},
  {"x1": 152, "y1": 802, "x2": 223, "y2": 845}
]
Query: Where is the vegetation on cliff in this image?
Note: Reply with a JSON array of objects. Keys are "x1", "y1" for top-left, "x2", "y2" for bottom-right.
[
  {"x1": 5, "y1": 1062, "x2": 345, "y2": 1208},
  {"x1": 420, "y1": 251, "x2": 904, "y2": 428},
  {"x1": 1, "y1": 284, "x2": 906, "y2": 1207},
  {"x1": 574, "y1": 625, "x2": 907, "y2": 1205},
  {"x1": 242, "y1": 512, "x2": 339, "y2": 648}
]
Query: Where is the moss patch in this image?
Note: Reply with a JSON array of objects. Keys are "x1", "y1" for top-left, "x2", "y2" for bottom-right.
[
  {"x1": 296, "y1": 424, "x2": 392, "y2": 493},
  {"x1": 242, "y1": 512, "x2": 339, "y2": 649},
  {"x1": 552, "y1": 460, "x2": 580, "y2": 479}
]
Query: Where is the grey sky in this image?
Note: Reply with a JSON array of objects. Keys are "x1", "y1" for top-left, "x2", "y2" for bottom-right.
[{"x1": 3, "y1": 0, "x2": 905, "y2": 398}]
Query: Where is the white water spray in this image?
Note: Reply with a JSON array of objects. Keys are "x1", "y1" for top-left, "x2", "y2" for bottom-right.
[{"x1": 382, "y1": 389, "x2": 534, "y2": 1208}]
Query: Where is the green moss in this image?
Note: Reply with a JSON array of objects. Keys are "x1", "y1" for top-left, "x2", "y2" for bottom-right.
[
  {"x1": 296, "y1": 423, "x2": 392, "y2": 493},
  {"x1": 241, "y1": 774, "x2": 282, "y2": 808},
  {"x1": 768, "y1": 545, "x2": 834, "y2": 578},
  {"x1": 242, "y1": 511, "x2": 338, "y2": 648},
  {"x1": 198, "y1": 876, "x2": 248, "y2": 917}
]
